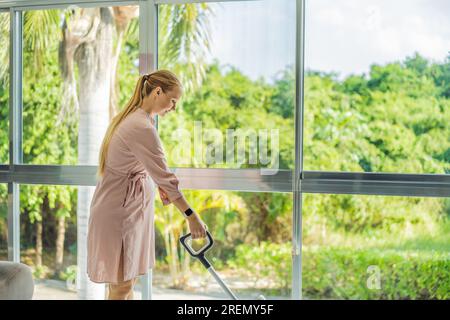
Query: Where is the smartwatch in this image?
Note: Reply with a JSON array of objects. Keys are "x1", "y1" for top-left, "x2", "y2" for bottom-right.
[{"x1": 183, "y1": 208, "x2": 194, "y2": 218}]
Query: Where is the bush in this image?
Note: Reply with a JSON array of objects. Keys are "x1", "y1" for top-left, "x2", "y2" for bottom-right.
[
  {"x1": 32, "y1": 265, "x2": 50, "y2": 279},
  {"x1": 59, "y1": 264, "x2": 77, "y2": 292},
  {"x1": 227, "y1": 242, "x2": 450, "y2": 299},
  {"x1": 303, "y1": 247, "x2": 449, "y2": 299},
  {"x1": 227, "y1": 242, "x2": 292, "y2": 295}
]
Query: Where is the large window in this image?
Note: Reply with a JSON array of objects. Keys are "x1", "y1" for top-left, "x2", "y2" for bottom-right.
[
  {"x1": 158, "y1": 0, "x2": 295, "y2": 172},
  {"x1": 1, "y1": 0, "x2": 448, "y2": 301},
  {"x1": 152, "y1": 190, "x2": 292, "y2": 300},
  {"x1": 302, "y1": 193, "x2": 450, "y2": 299},
  {"x1": 22, "y1": 5, "x2": 139, "y2": 166},
  {"x1": 19, "y1": 186, "x2": 292, "y2": 300},
  {"x1": 304, "y1": 0, "x2": 450, "y2": 174},
  {"x1": 0, "y1": 11, "x2": 9, "y2": 164}
]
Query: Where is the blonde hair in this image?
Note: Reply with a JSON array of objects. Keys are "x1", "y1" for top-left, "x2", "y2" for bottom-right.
[{"x1": 97, "y1": 69, "x2": 182, "y2": 178}]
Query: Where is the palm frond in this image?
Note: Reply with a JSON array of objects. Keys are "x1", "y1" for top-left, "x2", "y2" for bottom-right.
[
  {"x1": 124, "y1": 11, "x2": 139, "y2": 42},
  {"x1": 23, "y1": 9, "x2": 61, "y2": 76},
  {"x1": 0, "y1": 12, "x2": 10, "y2": 86},
  {"x1": 159, "y1": 3, "x2": 215, "y2": 92}
]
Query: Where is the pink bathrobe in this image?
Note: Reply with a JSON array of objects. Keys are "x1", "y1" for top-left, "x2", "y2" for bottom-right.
[{"x1": 87, "y1": 107, "x2": 184, "y2": 283}]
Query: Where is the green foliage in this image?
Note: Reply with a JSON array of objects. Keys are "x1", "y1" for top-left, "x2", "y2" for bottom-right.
[
  {"x1": 227, "y1": 242, "x2": 292, "y2": 296},
  {"x1": 0, "y1": 81, "x2": 8, "y2": 163},
  {"x1": 302, "y1": 194, "x2": 445, "y2": 238},
  {"x1": 303, "y1": 53, "x2": 449, "y2": 174},
  {"x1": 161, "y1": 62, "x2": 294, "y2": 169},
  {"x1": 59, "y1": 264, "x2": 77, "y2": 280},
  {"x1": 271, "y1": 67, "x2": 295, "y2": 119},
  {"x1": 32, "y1": 264, "x2": 50, "y2": 279},
  {"x1": 303, "y1": 247, "x2": 450, "y2": 300},
  {"x1": 227, "y1": 241, "x2": 449, "y2": 299}
]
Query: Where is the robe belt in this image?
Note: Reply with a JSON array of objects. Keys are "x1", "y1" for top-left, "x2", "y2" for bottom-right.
[
  {"x1": 104, "y1": 165, "x2": 148, "y2": 212},
  {"x1": 122, "y1": 171, "x2": 149, "y2": 212}
]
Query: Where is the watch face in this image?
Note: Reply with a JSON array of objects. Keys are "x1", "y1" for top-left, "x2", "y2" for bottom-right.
[{"x1": 185, "y1": 208, "x2": 193, "y2": 216}]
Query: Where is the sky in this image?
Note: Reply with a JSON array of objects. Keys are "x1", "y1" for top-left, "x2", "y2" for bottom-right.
[
  {"x1": 205, "y1": 0, "x2": 450, "y2": 81},
  {"x1": 206, "y1": 0, "x2": 296, "y2": 83}
]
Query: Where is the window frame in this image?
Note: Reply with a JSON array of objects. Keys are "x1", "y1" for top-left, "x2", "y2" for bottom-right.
[{"x1": 0, "y1": 0, "x2": 449, "y2": 301}]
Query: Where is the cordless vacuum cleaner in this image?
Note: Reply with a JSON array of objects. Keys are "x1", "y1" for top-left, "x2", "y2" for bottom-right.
[{"x1": 180, "y1": 230, "x2": 266, "y2": 300}]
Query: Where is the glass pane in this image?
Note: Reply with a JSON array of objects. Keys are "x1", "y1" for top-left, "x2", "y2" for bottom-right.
[
  {"x1": 304, "y1": 0, "x2": 450, "y2": 174},
  {"x1": 22, "y1": 5, "x2": 139, "y2": 165},
  {"x1": 0, "y1": 183, "x2": 7, "y2": 260},
  {"x1": 158, "y1": 0, "x2": 295, "y2": 171},
  {"x1": 20, "y1": 184, "x2": 78, "y2": 299},
  {"x1": 302, "y1": 193, "x2": 450, "y2": 299},
  {"x1": 152, "y1": 190, "x2": 293, "y2": 300},
  {"x1": 0, "y1": 11, "x2": 9, "y2": 164}
]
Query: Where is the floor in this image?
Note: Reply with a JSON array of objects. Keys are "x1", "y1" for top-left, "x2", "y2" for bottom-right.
[{"x1": 32, "y1": 278, "x2": 275, "y2": 300}]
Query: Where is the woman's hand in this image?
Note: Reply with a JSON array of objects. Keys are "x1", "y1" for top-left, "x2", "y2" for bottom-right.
[
  {"x1": 158, "y1": 186, "x2": 170, "y2": 206},
  {"x1": 187, "y1": 212, "x2": 207, "y2": 239}
]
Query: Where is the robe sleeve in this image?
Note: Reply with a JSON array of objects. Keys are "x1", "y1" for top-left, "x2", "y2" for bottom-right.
[{"x1": 119, "y1": 121, "x2": 184, "y2": 206}]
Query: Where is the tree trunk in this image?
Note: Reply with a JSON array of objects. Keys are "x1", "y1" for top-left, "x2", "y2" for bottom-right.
[
  {"x1": 55, "y1": 214, "x2": 65, "y2": 276},
  {"x1": 36, "y1": 220, "x2": 43, "y2": 268},
  {"x1": 181, "y1": 224, "x2": 191, "y2": 284},
  {"x1": 164, "y1": 228, "x2": 177, "y2": 287},
  {"x1": 76, "y1": 7, "x2": 114, "y2": 300},
  {"x1": 169, "y1": 228, "x2": 181, "y2": 288},
  {"x1": 109, "y1": 28, "x2": 124, "y2": 119}
]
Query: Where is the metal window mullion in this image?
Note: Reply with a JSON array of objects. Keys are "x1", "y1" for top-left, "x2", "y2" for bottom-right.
[
  {"x1": 154, "y1": 0, "x2": 258, "y2": 4},
  {"x1": 2, "y1": 165, "x2": 450, "y2": 196},
  {"x1": 0, "y1": 0, "x2": 138, "y2": 10},
  {"x1": 292, "y1": 0, "x2": 305, "y2": 301},
  {"x1": 0, "y1": 0, "x2": 262, "y2": 10},
  {"x1": 8, "y1": 8, "x2": 22, "y2": 263},
  {"x1": 139, "y1": 0, "x2": 158, "y2": 300}
]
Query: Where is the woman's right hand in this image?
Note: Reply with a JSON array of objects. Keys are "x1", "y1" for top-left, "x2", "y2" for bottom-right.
[{"x1": 187, "y1": 212, "x2": 207, "y2": 239}]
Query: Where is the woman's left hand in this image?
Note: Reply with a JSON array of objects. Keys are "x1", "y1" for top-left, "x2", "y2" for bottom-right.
[{"x1": 158, "y1": 186, "x2": 170, "y2": 205}]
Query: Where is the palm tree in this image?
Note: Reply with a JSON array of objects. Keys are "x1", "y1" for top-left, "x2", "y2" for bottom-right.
[{"x1": 0, "y1": 3, "x2": 213, "y2": 300}]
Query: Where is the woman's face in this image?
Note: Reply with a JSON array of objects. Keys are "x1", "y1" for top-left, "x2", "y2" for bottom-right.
[{"x1": 149, "y1": 86, "x2": 182, "y2": 117}]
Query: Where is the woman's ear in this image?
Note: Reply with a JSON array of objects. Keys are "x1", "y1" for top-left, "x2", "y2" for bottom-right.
[{"x1": 152, "y1": 87, "x2": 160, "y2": 100}]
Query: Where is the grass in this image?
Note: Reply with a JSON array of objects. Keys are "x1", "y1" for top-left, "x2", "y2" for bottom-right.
[{"x1": 305, "y1": 220, "x2": 450, "y2": 254}]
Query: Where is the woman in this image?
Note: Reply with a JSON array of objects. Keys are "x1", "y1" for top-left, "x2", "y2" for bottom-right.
[{"x1": 87, "y1": 70, "x2": 207, "y2": 300}]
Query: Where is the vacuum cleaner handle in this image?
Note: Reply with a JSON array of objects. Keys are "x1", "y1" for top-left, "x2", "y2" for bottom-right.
[
  {"x1": 180, "y1": 230, "x2": 214, "y2": 258},
  {"x1": 180, "y1": 230, "x2": 252, "y2": 300}
]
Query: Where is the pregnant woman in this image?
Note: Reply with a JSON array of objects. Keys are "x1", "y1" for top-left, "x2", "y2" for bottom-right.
[{"x1": 87, "y1": 70, "x2": 207, "y2": 300}]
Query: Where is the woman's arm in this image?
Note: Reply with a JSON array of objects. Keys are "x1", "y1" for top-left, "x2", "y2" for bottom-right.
[
  {"x1": 171, "y1": 196, "x2": 207, "y2": 239},
  {"x1": 119, "y1": 120, "x2": 207, "y2": 238},
  {"x1": 159, "y1": 185, "x2": 207, "y2": 239}
]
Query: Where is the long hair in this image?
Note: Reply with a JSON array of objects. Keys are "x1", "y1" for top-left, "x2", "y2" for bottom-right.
[{"x1": 97, "y1": 69, "x2": 182, "y2": 178}]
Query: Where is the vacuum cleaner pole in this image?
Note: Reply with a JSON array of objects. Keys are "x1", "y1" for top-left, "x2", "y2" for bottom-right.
[
  {"x1": 180, "y1": 231, "x2": 266, "y2": 300},
  {"x1": 180, "y1": 231, "x2": 240, "y2": 300},
  {"x1": 196, "y1": 253, "x2": 238, "y2": 300},
  {"x1": 207, "y1": 265, "x2": 238, "y2": 300}
]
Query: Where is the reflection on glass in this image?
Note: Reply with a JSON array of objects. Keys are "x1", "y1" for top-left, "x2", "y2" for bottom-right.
[
  {"x1": 158, "y1": 0, "x2": 295, "y2": 170},
  {"x1": 0, "y1": 12, "x2": 9, "y2": 164},
  {"x1": 302, "y1": 193, "x2": 450, "y2": 299},
  {"x1": 153, "y1": 190, "x2": 293, "y2": 300},
  {"x1": 22, "y1": 6, "x2": 139, "y2": 166},
  {"x1": 304, "y1": 0, "x2": 450, "y2": 174}
]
